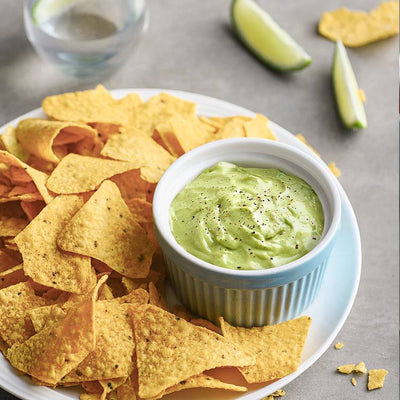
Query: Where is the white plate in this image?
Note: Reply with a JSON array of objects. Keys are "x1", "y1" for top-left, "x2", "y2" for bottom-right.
[{"x1": 0, "y1": 89, "x2": 361, "y2": 400}]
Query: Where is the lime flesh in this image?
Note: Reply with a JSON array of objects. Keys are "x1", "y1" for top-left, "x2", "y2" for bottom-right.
[
  {"x1": 230, "y1": 0, "x2": 311, "y2": 72},
  {"x1": 31, "y1": 0, "x2": 79, "y2": 26},
  {"x1": 332, "y1": 40, "x2": 367, "y2": 129}
]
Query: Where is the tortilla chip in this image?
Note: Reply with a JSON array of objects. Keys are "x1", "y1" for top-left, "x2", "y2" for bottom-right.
[
  {"x1": 0, "y1": 151, "x2": 53, "y2": 203},
  {"x1": 0, "y1": 281, "x2": 45, "y2": 346},
  {"x1": 46, "y1": 153, "x2": 142, "y2": 194},
  {"x1": 0, "y1": 249, "x2": 20, "y2": 273},
  {"x1": 130, "y1": 92, "x2": 197, "y2": 137},
  {"x1": 42, "y1": 85, "x2": 142, "y2": 127},
  {"x1": 156, "y1": 115, "x2": 213, "y2": 157},
  {"x1": 215, "y1": 117, "x2": 247, "y2": 140},
  {"x1": 63, "y1": 302, "x2": 136, "y2": 382},
  {"x1": 21, "y1": 200, "x2": 46, "y2": 220},
  {"x1": 328, "y1": 162, "x2": 341, "y2": 178},
  {"x1": 57, "y1": 180, "x2": 155, "y2": 279},
  {"x1": 16, "y1": 119, "x2": 99, "y2": 163},
  {"x1": 0, "y1": 216, "x2": 28, "y2": 237},
  {"x1": 172, "y1": 304, "x2": 194, "y2": 322},
  {"x1": 14, "y1": 194, "x2": 96, "y2": 294},
  {"x1": 244, "y1": 114, "x2": 276, "y2": 140},
  {"x1": 318, "y1": 2, "x2": 399, "y2": 47},
  {"x1": 191, "y1": 317, "x2": 220, "y2": 334},
  {"x1": 337, "y1": 364, "x2": 355, "y2": 374},
  {"x1": 148, "y1": 281, "x2": 168, "y2": 311},
  {"x1": 1, "y1": 126, "x2": 29, "y2": 162},
  {"x1": 0, "y1": 265, "x2": 28, "y2": 290},
  {"x1": 368, "y1": 369, "x2": 388, "y2": 390},
  {"x1": 6, "y1": 277, "x2": 104, "y2": 385},
  {"x1": 354, "y1": 361, "x2": 367, "y2": 374},
  {"x1": 351, "y1": 377, "x2": 357, "y2": 386},
  {"x1": 101, "y1": 128, "x2": 175, "y2": 183},
  {"x1": 131, "y1": 304, "x2": 255, "y2": 399},
  {"x1": 220, "y1": 315, "x2": 311, "y2": 383},
  {"x1": 111, "y1": 169, "x2": 155, "y2": 203}
]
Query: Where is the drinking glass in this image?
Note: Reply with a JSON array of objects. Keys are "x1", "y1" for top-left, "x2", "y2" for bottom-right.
[{"x1": 24, "y1": 0, "x2": 148, "y2": 78}]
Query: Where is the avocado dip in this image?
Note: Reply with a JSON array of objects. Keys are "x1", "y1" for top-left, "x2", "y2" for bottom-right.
[{"x1": 169, "y1": 162, "x2": 324, "y2": 270}]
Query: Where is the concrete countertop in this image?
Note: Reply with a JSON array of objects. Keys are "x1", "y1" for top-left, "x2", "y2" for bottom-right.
[{"x1": 0, "y1": 0, "x2": 398, "y2": 399}]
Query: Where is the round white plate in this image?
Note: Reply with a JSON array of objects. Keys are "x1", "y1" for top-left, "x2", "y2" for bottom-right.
[{"x1": 0, "y1": 89, "x2": 361, "y2": 400}]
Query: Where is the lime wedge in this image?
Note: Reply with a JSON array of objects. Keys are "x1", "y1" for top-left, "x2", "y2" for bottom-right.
[
  {"x1": 31, "y1": 0, "x2": 78, "y2": 26},
  {"x1": 332, "y1": 40, "x2": 367, "y2": 129},
  {"x1": 230, "y1": 0, "x2": 311, "y2": 72}
]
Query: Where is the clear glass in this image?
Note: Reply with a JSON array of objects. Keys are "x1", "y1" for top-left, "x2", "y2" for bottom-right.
[{"x1": 24, "y1": 0, "x2": 148, "y2": 78}]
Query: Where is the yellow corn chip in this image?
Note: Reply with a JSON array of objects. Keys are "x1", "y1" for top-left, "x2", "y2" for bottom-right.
[
  {"x1": 6, "y1": 277, "x2": 105, "y2": 386},
  {"x1": 244, "y1": 114, "x2": 276, "y2": 140},
  {"x1": 0, "y1": 249, "x2": 20, "y2": 273},
  {"x1": 130, "y1": 92, "x2": 197, "y2": 137},
  {"x1": 220, "y1": 315, "x2": 311, "y2": 383},
  {"x1": 334, "y1": 342, "x2": 344, "y2": 350},
  {"x1": 16, "y1": 119, "x2": 99, "y2": 163},
  {"x1": 0, "y1": 265, "x2": 28, "y2": 290},
  {"x1": 0, "y1": 216, "x2": 28, "y2": 237},
  {"x1": 328, "y1": 162, "x2": 341, "y2": 178},
  {"x1": 1, "y1": 126, "x2": 29, "y2": 162},
  {"x1": 351, "y1": 377, "x2": 357, "y2": 386},
  {"x1": 0, "y1": 151, "x2": 53, "y2": 203},
  {"x1": 57, "y1": 180, "x2": 155, "y2": 278},
  {"x1": 337, "y1": 364, "x2": 355, "y2": 374},
  {"x1": 354, "y1": 361, "x2": 367, "y2": 374},
  {"x1": 15, "y1": 195, "x2": 96, "y2": 294},
  {"x1": 0, "y1": 281, "x2": 45, "y2": 346},
  {"x1": 156, "y1": 114, "x2": 213, "y2": 157},
  {"x1": 190, "y1": 317, "x2": 220, "y2": 334},
  {"x1": 368, "y1": 369, "x2": 388, "y2": 390},
  {"x1": 215, "y1": 117, "x2": 247, "y2": 140},
  {"x1": 21, "y1": 200, "x2": 46, "y2": 220},
  {"x1": 111, "y1": 169, "x2": 155, "y2": 202},
  {"x1": 63, "y1": 302, "x2": 136, "y2": 382},
  {"x1": 148, "y1": 281, "x2": 168, "y2": 311},
  {"x1": 101, "y1": 128, "x2": 175, "y2": 183},
  {"x1": 42, "y1": 85, "x2": 142, "y2": 127},
  {"x1": 46, "y1": 153, "x2": 142, "y2": 194},
  {"x1": 319, "y1": 1, "x2": 399, "y2": 47},
  {"x1": 131, "y1": 304, "x2": 255, "y2": 399}
]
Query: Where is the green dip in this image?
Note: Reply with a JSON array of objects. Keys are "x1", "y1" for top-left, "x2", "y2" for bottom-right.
[{"x1": 169, "y1": 162, "x2": 324, "y2": 270}]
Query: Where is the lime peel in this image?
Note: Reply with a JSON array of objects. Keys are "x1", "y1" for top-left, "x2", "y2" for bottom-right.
[
  {"x1": 230, "y1": 0, "x2": 311, "y2": 72},
  {"x1": 31, "y1": 0, "x2": 79, "y2": 26}
]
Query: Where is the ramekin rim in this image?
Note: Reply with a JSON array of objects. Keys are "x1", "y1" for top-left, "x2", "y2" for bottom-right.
[{"x1": 153, "y1": 138, "x2": 341, "y2": 278}]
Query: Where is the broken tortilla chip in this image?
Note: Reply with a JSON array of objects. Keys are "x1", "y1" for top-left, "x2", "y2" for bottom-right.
[
  {"x1": 46, "y1": 153, "x2": 142, "y2": 194},
  {"x1": 16, "y1": 119, "x2": 99, "y2": 164},
  {"x1": 131, "y1": 304, "x2": 255, "y2": 399},
  {"x1": 368, "y1": 369, "x2": 388, "y2": 390},
  {"x1": 0, "y1": 265, "x2": 28, "y2": 290},
  {"x1": 14, "y1": 195, "x2": 96, "y2": 294},
  {"x1": 244, "y1": 114, "x2": 276, "y2": 140},
  {"x1": 220, "y1": 315, "x2": 311, "y2": 383},
  {"x1": 319, "y1": 1, "x2": 399, "y2": 47},
  {"x1": 57, "y1": 180, "x2": 155, "y2": 279}
]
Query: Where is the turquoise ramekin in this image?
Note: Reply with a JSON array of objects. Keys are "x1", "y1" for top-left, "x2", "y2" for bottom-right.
[{"x1": 153, "y1": 138, "x2": 341, "y2": 327}]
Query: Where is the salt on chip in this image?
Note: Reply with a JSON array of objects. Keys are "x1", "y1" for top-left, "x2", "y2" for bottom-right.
[
  {"x1": 6, "y1": 277, "x2": 105, "y2": 385},
  {"x1": 46, "y1": 153, "x2": 142, "y2": 194},
  {"x1": 318, "y1": 1, "x2": 399, "y2": 47},
  {"x1": 220, "y1": 315, "x2": 311, "y2": 383},
  {"x1": 0, "y1": 126, "x2": 29, "y2": 162},
  {"x1": 42, "y1": 85, "x2": 142, "y2": 128},
  {"x1": 368, "y1": 369, "x2": 388, "y2": 390},
  {"x1": 244, "y1": 114, "x2": 276, "y2": 140},
  {"x1": 0, "y1": 265, "x2": 28, "y2": 290},
  {"x1": 101, "y1": 127, "x2": 175, "y2": 183},
  {"x1": 131, "y1": 304, "x2": 255, "y2": 399},
  {"x1": 0, "y1": 150, "x2": 53, "y2": 203},
  {"x1": 16, "y1": 118, "x2": 99, "y2": 163},
  {"x1": 0, "y1": 281, "x2": 45, "y2": 346},
  {"x1": 14, "y1": 194, "x2": 96, "y2": 294},
  {"x1": 57, "y1": 180, "x2": 155, "y2": 279}
]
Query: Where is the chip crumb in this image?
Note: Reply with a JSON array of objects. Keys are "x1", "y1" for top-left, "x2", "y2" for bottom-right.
[
  {"x1": 354, "y1": 361, "x2": 367, "y2": 374},
  {"x1": 368, "y1": 369, "x2": 388, "y2": 390},
  {"x1": 351, "y1": 377, "x2": 357, "y2": 386},
  {"x1": 358, "y1": 89, "x2": 367, "y2": 103},
  {"x1": 272, "y1": 389, "x2": 286, "y2": 397},
  {"x1": 334, "y1": 342, "x2": 344, "y2": 350},
  {"x1": 328, "y1": 162, "x2": 341, "y2": 178},
  {"x1": 337, "y1": 364, "x2": 355, "y2": 374}
]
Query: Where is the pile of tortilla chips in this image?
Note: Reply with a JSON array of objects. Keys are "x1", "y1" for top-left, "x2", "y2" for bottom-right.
[{"x1": 0, "y1": 86, "x2": 311, "y2": 399}]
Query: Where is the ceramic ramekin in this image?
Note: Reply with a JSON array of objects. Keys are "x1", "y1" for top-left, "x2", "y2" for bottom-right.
[{"x1": 153, "y1": 138, "x2": 341, "y2": 327}]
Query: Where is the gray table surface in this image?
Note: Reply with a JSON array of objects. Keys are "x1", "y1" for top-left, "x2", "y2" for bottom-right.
[{"x1": 0, "y1": 0, "x2": 398, "y2": 399}]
